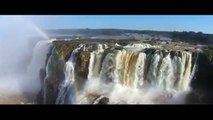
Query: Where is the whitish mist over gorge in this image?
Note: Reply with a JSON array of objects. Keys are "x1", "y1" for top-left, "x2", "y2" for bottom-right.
[{"x1": 0, "y1": 16, "x2": 49, "y2": 103}]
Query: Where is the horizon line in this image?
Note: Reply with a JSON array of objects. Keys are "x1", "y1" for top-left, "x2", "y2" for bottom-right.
[{"x1": 43, "y1": 28, "x2": 212, "y2": 34}]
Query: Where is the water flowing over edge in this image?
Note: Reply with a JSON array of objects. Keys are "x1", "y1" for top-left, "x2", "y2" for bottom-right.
[{"x1": 43, "y1": 42, "x2": 200, "y2": 104}]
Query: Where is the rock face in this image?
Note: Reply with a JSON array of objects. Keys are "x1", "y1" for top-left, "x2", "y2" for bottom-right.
[
  {"x1": 93, "y1": 96, "x2": 109, "y2": 104},
  {"x1": 39, "y1": 40, "x2": 213, "y2": 104},
  {"x1": 74, "y1": 51, "x2": 90, "y2": 91},
  {"x1": 43, "y1": 48, "x2": 65, "y2": 104},
  {"x1": 186, "y1": 47, "x2": 213, "y2": 104}
]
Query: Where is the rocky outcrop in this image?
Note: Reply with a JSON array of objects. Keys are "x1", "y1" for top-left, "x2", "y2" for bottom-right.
[
  {"x1": 74, "y1": 51, "x2": 90, "y2": 91},
  {"x1": 53, "y1": 41, "x2": 81, "y2": 61},
  {"x1": 93, "y1": 96, "x2": 109, "y2": 104}
]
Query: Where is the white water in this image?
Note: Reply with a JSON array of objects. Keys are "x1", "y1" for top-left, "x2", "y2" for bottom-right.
[
  {"x1": 56, "y1": 44, "x2": 84, "y2": 104},
  {"x1": 64, "y1": 43, "x2": 197, "y2": 104}
]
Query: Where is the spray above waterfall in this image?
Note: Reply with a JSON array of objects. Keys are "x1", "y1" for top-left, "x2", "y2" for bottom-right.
[{"x1": 0, "y1": 16, "x2": 51, "y2": 103}]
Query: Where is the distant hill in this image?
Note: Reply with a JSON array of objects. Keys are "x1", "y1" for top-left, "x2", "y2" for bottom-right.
[{"x1": 45, "y1": 29, "x2": 213, "y2": 45}]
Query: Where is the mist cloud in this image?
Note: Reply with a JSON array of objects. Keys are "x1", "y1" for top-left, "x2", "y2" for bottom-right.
[{"x1": 0, "y1": 16, "x2": 48, "y2": 99}]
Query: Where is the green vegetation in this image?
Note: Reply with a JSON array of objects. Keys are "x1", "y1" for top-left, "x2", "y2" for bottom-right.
[
  {"x1": 46, "y1": 29, "x2": 213, "y2": 45},
  {"x1": 172, "y1": 31, "x2": 213, "y2": 45},
  {"x1": 53, "y1": 41, "x2": 81, "y2": 61},
  {"x1": 203, "y1": 46, "x2": 213, "y2": 63},
  {"x1": 74, "y1": 51, "x2": 91, "y2": 91},
  {"x1": 76, "y1": 51, "x2": 91, "y2": 79}
]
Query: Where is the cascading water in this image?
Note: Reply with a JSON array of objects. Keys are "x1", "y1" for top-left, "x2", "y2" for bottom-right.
[
  {"x1": 87, "y1": 45, "x2": 106, "y2": 81},
  {"x1": 55, "y1": 44, "x2": 84, "y2": 104},
  {"x1": 51, "y1": 43, "x2": 198, "y2": 104},
  {"x1": 38, "y1": 36, "x2": 206, "y2": 104}
]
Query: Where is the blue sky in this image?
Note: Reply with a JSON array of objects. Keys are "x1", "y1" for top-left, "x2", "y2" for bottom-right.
[{"x1": 2, "y1": 15, "x2": 213, "y2": 34}]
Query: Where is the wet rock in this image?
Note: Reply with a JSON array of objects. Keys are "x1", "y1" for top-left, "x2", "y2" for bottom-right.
[
  {"x1": 43, "y1": 49, "x2": 65, "y2": 104},
  {"x1": 93, "y1": 96, "x2": 109, "y2": 105},
  {"x1": 97, "y1": 97, "x2": 109, "y2": 104},
  {"x1": 185, "y1": 89, "x2": 213, "y2": 104},
  {"x1": 185, "y1": 90, "x2": 203, "y2": 104}
]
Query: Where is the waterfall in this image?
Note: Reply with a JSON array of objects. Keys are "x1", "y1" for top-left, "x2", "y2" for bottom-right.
[
  {"x1": 43, "y1": 42, "x2": 199, "y2": 104},
  {"x1": 87, "y1": 44, "x2": 107, "y2": 81},
  {"x1": 55, "y1": 44, "x2": 84, "y2": 104},
  {"x1": 42, "y1": 48, "x2": 53, "y2": 104},
  {"x1": 27, "y1": 40, "x2": 52, "y2": 94},
  {"x1": 82, "y1": 44, "x2": 196, "y2": 104}
]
